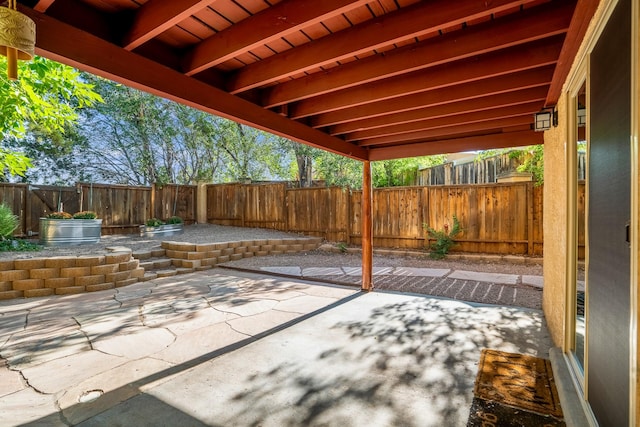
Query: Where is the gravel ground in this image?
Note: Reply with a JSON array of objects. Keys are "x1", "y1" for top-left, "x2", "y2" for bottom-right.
[
  {"x1": 1, "y1": 224, "x2": 306, "y2": 259},
  {"x1": 3, "y1": 223, "x2": 543, "y2": 276},
  {"x1": 224, "y1": 249, "x2": 543, "y2": 276}
]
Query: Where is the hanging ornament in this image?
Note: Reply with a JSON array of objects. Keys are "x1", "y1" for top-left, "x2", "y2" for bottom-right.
[{"x1": 0, "y1": 0, "x2": 35, "y2": 80}]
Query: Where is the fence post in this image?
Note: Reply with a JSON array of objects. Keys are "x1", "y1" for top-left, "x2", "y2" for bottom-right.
[
  {"x1": 150, "y1": 183, "x2": 156, "y2": 220},
  {"x1": 196, "y1": 182, "x2": 207, "y2": 224},
  {"x1": 24, "y1": 184, "x2": 31, "y2": 236},
  {"x1": 346, "y1": 187, "x2": 351, "y2": 245},
  {"x1": 527, "y1": 182, "x2": 534, "y2": 256},
  {"x1": 283, "y1": 186, "x2": 289, "y2": 232}
]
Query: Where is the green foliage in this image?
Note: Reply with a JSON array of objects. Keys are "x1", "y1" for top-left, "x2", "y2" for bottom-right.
[
  {"x1": 165, "y1": 216, "x2": 183, "y2": 224},
  {"x1": 476, "y1": 145, "x2": 544, "y2": 186},
  {"x1": 336, "y1": 242, "x2": 347, "y2": 253},
  {"x1": 0, "y1": 56, "x2": 102, "y2": 179},
  {"x1": 72, "y1": 211, "x2": 97, "y2": 219},
  {"x1": 0, "y1": 204, "x2": 18, "y2": 238},
  {"x1": 46, "y1": 211, "x2": 73, "y2": 219},
  {"x1": 146, "y1": 218, "x2": 164, "y2": 227},
  {"x1": 424, "y1": 215, "x2": 462, "y2": 259},
  {"x1": 0, "y1": 239, "x2": 41, "y2": 252},
  {"x1": 372, "y1": 156, "x2": 446, "y2": 187}
]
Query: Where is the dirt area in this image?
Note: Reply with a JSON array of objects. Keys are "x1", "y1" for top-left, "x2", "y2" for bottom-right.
[{"x1": 2, "y1": 224, "x2": 543, "y2": 276}]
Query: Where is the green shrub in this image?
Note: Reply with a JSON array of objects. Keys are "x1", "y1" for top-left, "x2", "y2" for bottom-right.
[
  {"x1": 0, "y1": 204, "x2": 18, "y2": 239},
  {"x1": 46, "y1": 211, "x2": 73, "y2": 219},
  {"x1": 72, "y1": 211, "x2": 98, "y2": 219},
  {"x1": 423, "y1": 215, "x2": 462, "y2": 259},
  {"x1": 146, "y1": 218, "x2": 164, "y2": 227},
  {"x1": 165, "y1": 216, "x2": 183, "y2": 224}
]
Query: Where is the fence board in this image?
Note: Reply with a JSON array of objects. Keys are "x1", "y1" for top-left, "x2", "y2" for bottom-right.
[
  {"x1": 287, "y1": 187, "x2": 349, "y2": 242},
  {"x1": 207, "y1": 184, "x2": 243, "y2": 226},
  {"x1": 243, "y1": 183, "x2": 287, "y2": 230}
]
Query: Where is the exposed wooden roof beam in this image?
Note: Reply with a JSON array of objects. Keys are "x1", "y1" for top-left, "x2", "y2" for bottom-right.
[
  {"x1": 229, "y1": 0, "x2": 573, "y2": 94},
  {"x1": 183, "y1": 0, "x2": 372, "y2": 76},
  {"x1": 369, "y1": 130, "x2": 543, "y2": 161},
  {"x1": 545, "y1": 0, "x2": 600, "y2": 105},
  {"x1": 266, "y1": 36, "x2": 562, "y2": 111},
  {"x1": 122, "y1": 0, "x2": 217, "y2": 51},
  {"x1": 312, "y1": 66, "x2": 554, "y2": 128},
  {"x1": 330, "y1": 87, "x2": 549, "y2": 136},
  {"x1": 359, "y1": 117, "x2": 534, "y2": 147},
  {"x1": 346, "y1": 102, "x2": 541, "y2": 142},
  {"x1": 33, "y1": 0, "x2": 56, "y2": 13},
  {"x1": 22, "y1": 7, "x2": 367, "y2": 161}
]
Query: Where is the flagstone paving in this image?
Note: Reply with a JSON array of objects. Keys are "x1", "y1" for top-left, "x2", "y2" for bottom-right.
[{"x1": 0, "y1": 266, "x2": 547, "y2": 426}]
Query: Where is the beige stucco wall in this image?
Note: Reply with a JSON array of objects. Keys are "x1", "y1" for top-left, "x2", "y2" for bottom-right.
[{"x1": 542, "y1": 93, "x2": 568, "y2": 348}]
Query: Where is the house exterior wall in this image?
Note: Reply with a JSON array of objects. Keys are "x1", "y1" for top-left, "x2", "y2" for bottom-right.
[
  {"x1": 543, "y1": 92, "x2": 569, "y2": 347},
  {"x1": 543, "y1": 0, "x2": 640, "y2": 423}
]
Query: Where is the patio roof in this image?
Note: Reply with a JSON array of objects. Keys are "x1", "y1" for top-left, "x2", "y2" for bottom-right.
[{"x1": 18, "y1": 0, "x2": 596, "y2": 161}]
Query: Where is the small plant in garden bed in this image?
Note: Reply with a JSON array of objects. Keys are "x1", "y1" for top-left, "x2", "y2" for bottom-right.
[
  {"x1": 424, "y1": 215, "x2": 462, "y2": 259},
  {"x1": 72, "y1": 211, "x2": 98, "y2": 219},
  {"x1": 46, "y1": 211, "x2": 73, "y2": 219},
  {"x1": 165, "y1": 216, "x2": 183, "y2": 224},
  {"x1": 145, "y1": 218, "x2": 165, "y2": 227},
  {"x1": 0, "y1": 239, "x2": 41, "y2": 252}
]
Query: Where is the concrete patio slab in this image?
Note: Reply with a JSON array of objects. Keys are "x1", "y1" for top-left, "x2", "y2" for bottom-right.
[
  {"x1": 261, "y1": 266, "x2": 302, "y2": 275},
  {"x1": 0, "y1": 268, "x2": 550, "y2": 426},
  {"x1": 88, "y1": 293, "x2": 550, "y2": 427},
  {"x1": 302, "y1": 267, "x2": 344, "y2": 276},
  {"x1": 522, "y1": 275, "x2": 544, "y2": 288},
  {"x1": 449, "y1": 270, "x2": 519, "y2": 285},
  {"x1": 393, "y1": 267, "x2": 450, "y2": 277}
]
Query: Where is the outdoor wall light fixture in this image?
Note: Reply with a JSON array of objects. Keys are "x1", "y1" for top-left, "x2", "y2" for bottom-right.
[
  {"x1": 533, "y1": 107, "x2": 557, "y2": 132},
  {"x1": 577, "y1": 106, "x2": 586, "y2": 127},
  {"x1": 0, "y1": 0, "x2": 35, "y2": 80}
]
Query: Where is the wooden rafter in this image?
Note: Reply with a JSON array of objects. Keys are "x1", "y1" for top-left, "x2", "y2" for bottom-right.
[
  {"x1": 330, "y1": 87, "x2": 549, "y2": 136},
  {"x1": 266, "y1": 36, "x2": 563, "y2": 111},
  {"x1": 33, "y1": 0, "x2": 56, "y2": 13},
  {"x1": 369, "y1": 131, "x2": 544, "y2": 161},
  {"x1": 254, "y1": 0, "x2": 573, "y2": 106},
  {"x1": 358, "y1": 116, "x2": 534, "y2": 147},
  {"x1": 123, "y1": 0, "x2": 218, "y2": 51},
  {"x1": 21, "y1": 7, "x2": 368, "y2": 161},
  {"x1": 182, "y1": 0, "x2": 372, "y2": 76},
  {"x1": 345, "y1": 102, "x2": 542, "y2": 142},
  {"x1": 311, "y1": 66, "x2": 554, "y2": 128}
]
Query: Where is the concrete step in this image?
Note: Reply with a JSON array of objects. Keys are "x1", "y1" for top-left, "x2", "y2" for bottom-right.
[{"x1": 156, "y1": 269, "x2": 177, "y2": 278}]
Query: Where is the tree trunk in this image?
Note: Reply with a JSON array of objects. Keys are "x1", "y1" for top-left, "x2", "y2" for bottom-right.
[{"x1": 296, "y1": 154, "x2": 313, "y2": 187}]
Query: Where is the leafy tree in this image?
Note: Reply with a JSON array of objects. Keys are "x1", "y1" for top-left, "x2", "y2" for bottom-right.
[
  {"x1": 0, "y1": 56, "x2": 102, "y2": 179},
  {"x1": 372, "y1": 156, "x2": 445, "y2": 187}
]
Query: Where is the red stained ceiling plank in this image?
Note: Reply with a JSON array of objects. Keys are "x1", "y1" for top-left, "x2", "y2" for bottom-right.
[
  {"x1": 122, "y1": 0, "x2": 218, "y2": 51},
  {"x1": 22, "y1": 7, "x2": 368, "y2": 161},
  {"x1": 345, "y1": 102, "x2": 542, "y2": 142},
  {"x1": 183, "y1": 0, "x2": 372, "y2": 76},
  {"x1": 287, "y1": 37, "x2": 563, "y2": 118},
  {"x1": 330, "y1": 86, "x2": 549, "y2": 135},
  {"x1": 312, "y1": 66, "x2": 554, "y2": 128},
  {"x1": 228, "y1": 0, "x2": 573, "y2": 94},
  {"x1": 369, "y1": 130, "x2": 543, "y2": 161},
  {"x1": 358, "y1": 116, "x2": 534, "y2": 147},
  {"x1": 270, "y1": 36, "x2": 562, "y2": 111},
  {"x1": 545, "y1": 0, "x2": 600, "y2": 106}
]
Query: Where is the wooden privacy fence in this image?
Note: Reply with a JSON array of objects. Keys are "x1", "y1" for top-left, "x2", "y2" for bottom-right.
[
  {"x1": 207, "y1": 182, "x2": 552, "y2": 256},
  {"x1": 0, "y1": 182, "x2": 196, "y2": 236}
]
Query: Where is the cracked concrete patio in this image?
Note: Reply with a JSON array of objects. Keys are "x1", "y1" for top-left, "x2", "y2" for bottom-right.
[{"x1": 0, "y1": 268, "x2": 553, "y2": 426}]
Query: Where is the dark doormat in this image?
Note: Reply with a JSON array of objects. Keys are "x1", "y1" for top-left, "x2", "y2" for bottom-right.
[
  {"x1": 467, "y1": 349, "x2": 565, "y2": 426},
  {"x1": 467, "y1": 397, "x2": 566, "y2": 427}
]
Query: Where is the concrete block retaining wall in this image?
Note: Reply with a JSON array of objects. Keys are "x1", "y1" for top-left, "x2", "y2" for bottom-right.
[
  {"x1": 0, "y1": 237, "x2": 323, "y2": 301},
  {"x1": 0, "y1": 251, "x2": 141, "y2": 300}
]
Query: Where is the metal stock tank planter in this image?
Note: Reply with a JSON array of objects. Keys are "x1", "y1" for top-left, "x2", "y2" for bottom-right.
[
  {"x1": 139, "y1": 216, "x2": 184, "y2": 238},
  {"x1": 40, "y1": 211, "x2": 102, "y2": 246}
]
